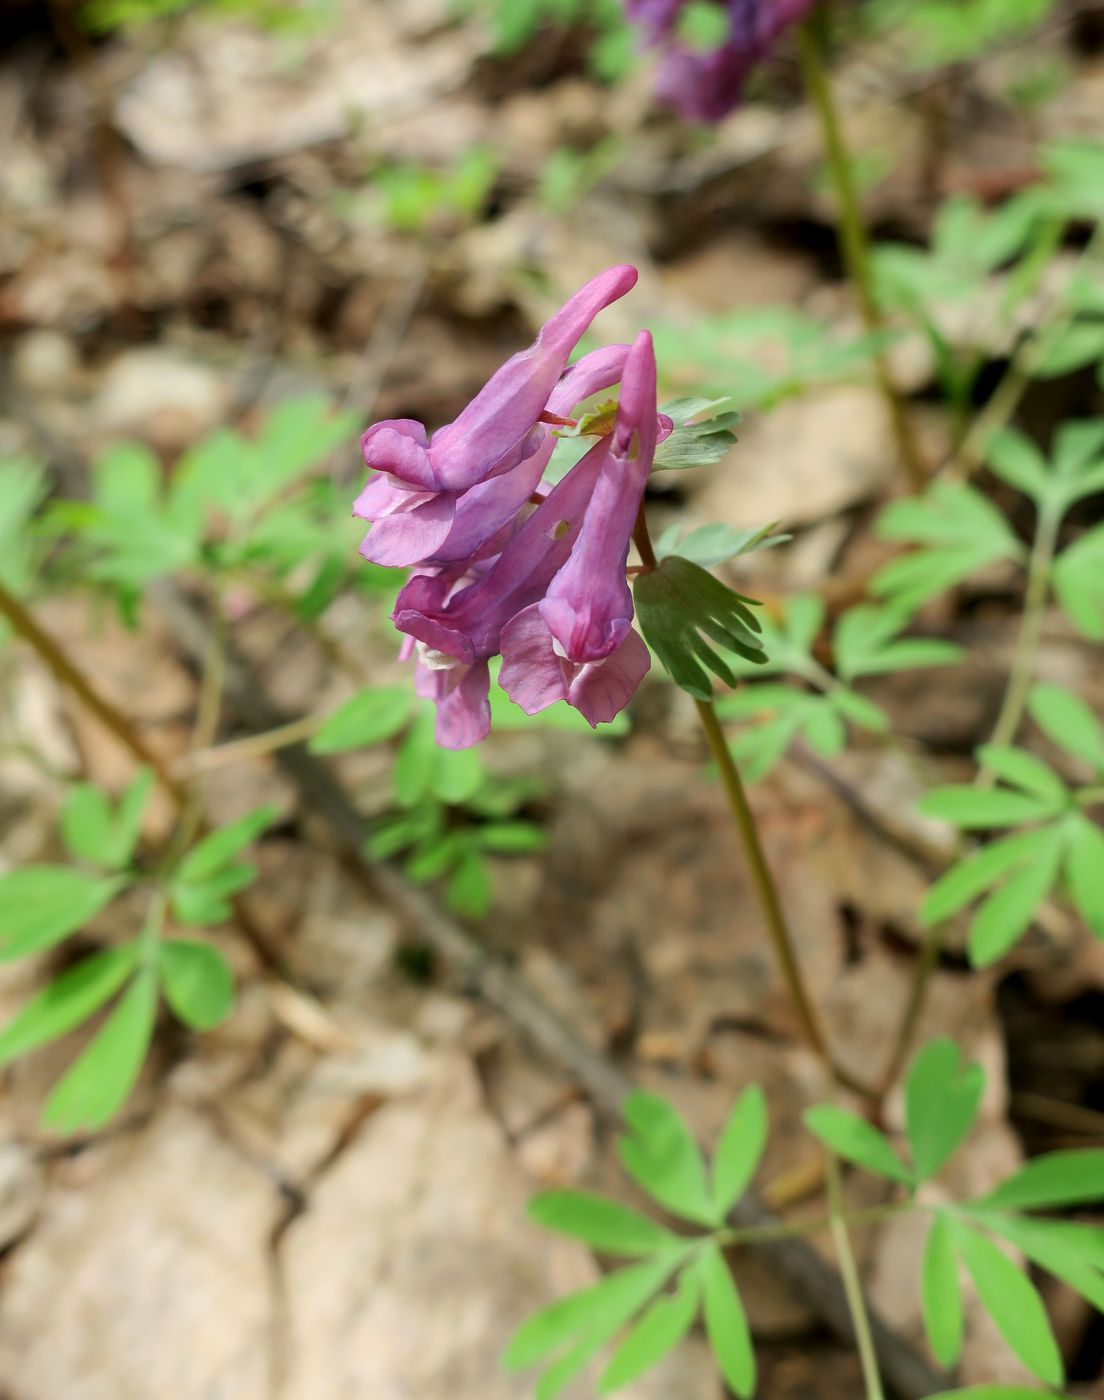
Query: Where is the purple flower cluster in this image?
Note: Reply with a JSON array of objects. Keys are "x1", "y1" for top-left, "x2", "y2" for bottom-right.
[
  {"x1": 626, "y1": 0, "x2": 814, "y2": 122},
  {"x1": 354, "y1": 266, "x2": 671, "y2": 749}
]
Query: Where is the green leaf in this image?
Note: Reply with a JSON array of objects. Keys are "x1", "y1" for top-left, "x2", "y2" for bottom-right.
[
  {"x1": 432, "y1": 746, "x2": 485, "y2": 805},
  {"x1": 1066, "y1": 816, "x2": 1104, "y2": 937},
  {"x1": 873, "y1": 482, "x2": 1022, "y2": 609},
  {"x1": 976, "y1": 1212, "x2": 1104, "y2": 1314},
  {"x1": 597, "y1": 1263, "x2": 700, "y2": 1394},
  {"x1": 803, "y1": 1105, "x2": 913, "y2": 1184},
  {"x1": 986, "y1": 428, "x2": 1050, "y2": 502},
  {"x1": 979, "y1": 1149, "x2": 1104, "y2": 1211},
  {"x1": 1054, "y1": 523, "x2": 1104, "y2": 641},
  {"x1": 634, "y1": 556, "x2": 764, "y2": 700},
  {"x1": 655, "y1": 522, "x2": 784, "y2": 569},
  {"x1": 905, "y1": 1039, "x2": 984, "y2": 1181},
  {"x1": 528, "y1": 1191, "x2": 678, "y2": 1256},
  {"x1": 445, "y1": 849, "x2": 492, "y2": 918},
  {"x1": 60, "y1": 770, "x2": 154, "y2": 871},
  {"x1": 651, "y1": 408, "x2": 741, "y2": 473},
  {"x1": 1034, "y1": 321, "x2": 1104, "y2": 378},
  {"x1": 393, "y1": 708, "x2": 438, "y2": 807},
  {"x1": 176, "y1": 805, "x2": 278, "y2": 884},
  {"x1": 503, "y1": 1255, "x2": 679, "y2": 1371},
  {"x1": 0, "y1": 868, "x2": 125, "y2": 961},
  {"x1": 308, "y1": 687, "x2": 413, "y2": 753},
  {"x1": 1029, "y1": 684, "x2": 1104, "y2": 774},
  {"x1": 833, "y1": 606, "x2": 961, "y2": 682},
  {"x1": 968, "y1": 828, "x2": 1064, "y2": 966},
  {"x1": 170, "y1": 864, "x2": 256, "y2": 926},
  {"x1": 618, "y1": 1090, "x2": 718, "y2": 1227},
  {"x1": 918, "y1": 786, "x2": 1063, "y2": 829},
  {"x1": 975, "y1": 747, "x2": 1067, "y2": 804},
  {"x1": 159, "y1": 939, "x2": 235, "y2": 1030},
  {"x1": 951, "y1": 1222, "x2": 1064, "y2": 1386},
  {"x1": 475, "y1": 822, "x2": 546, "y2": 854},
  {"x1": 0, "y1": 944, "x2": 140, "y2": 1067},
  {"x1": 41, "y1": 967, "x2": 158, "y2": 1134},
  {"x1": 700, "y1": 1243, "x2": 755, "y2": 1398},
  {"x1": 922, "y1": 1215, "x2": 964, "y2": 1367},
  {"x1": 921, "y1": 829, "x2": 1045, "y2": 925},
  {"x1": 712, "y1": 1084, "x2": 767, "y2": 1216}
]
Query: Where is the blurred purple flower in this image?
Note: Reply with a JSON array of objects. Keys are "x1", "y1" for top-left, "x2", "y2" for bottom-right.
[{"x1": 626, "y1": 0, "x2": 814, "y2": 122}]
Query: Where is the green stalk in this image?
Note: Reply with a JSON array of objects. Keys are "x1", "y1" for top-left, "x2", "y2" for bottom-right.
[
  {"x1": 827, "y1": 1155, "x2": 887, "y2": 1400},
  {"x1": 797, "y1": 14, "x2": 926, "y2": 493},
  {"x1": 694, "y1": 697, "x2": 836, "y2": 1069},
  {"x1": 0, "y1": 579, "x2": 188, "y2": 806},
  {"x1": 877, "y1": 500, "x2": 1062, "y2": 1096}
]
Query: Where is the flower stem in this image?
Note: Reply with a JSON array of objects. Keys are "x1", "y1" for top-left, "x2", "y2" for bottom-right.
[
  {"x1": 797, "y1": 14, "x2": 926, "y2": 493},
  {"x1": 0, "y1": 580, "x2": 188, "y2": 807},
  {"x1": 694, "y1": 695, "x2": 862, "y2": 1090},
  {"x1": 877, "y1": 500, "x2": 1061, "y2": 1097},
  {"x1": 827, "y1": 1154, "x2": 887, "y2": 1400}
]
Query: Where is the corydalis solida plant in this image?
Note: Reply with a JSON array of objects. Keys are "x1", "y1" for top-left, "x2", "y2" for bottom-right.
[
  {"x1": 625, "y1": 0, "x2": 815, "y2": 121},
  {"x1": 354, "y1": 267, "x2": 671, "y2": 748}
]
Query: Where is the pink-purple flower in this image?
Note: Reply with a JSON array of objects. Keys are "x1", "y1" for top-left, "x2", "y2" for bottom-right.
[
  {"x1": 625, "y1": 0, "x2": 815, "y2": 122},
  {"x1": 355, "y1": 269, "x2": 668, "y2": 749}
]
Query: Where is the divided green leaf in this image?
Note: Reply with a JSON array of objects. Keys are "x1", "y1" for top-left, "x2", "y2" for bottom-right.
[
  {"x1": 0, "y1": 868, "x2": 125, "y2": 961},
  {"x1": 803, "y1": 1105, "x2": 914, "y2": 1185},
  {"x1": 528, "y1": 1191, "x2": 677, "y2": 1257},
  {"x1": 634, "y1": 556, "x2": 765, "y2": 700},
  {"x1": 905, "y1": 1038, "x2": 984, "y2": 1181},
  {"x1": 617, "y1": 1091, "x2": 719, "y2": 1227},
  {"x1": 159, "y1": 939, "x2": 235, "y2": 1030}
]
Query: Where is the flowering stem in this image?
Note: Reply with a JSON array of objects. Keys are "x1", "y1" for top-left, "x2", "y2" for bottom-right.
[
  {"x1": 0, "y1": 580, "x2": 188, "y2": 806},
  {"x1": 827, "y1": 1154, "x2": 887, "y2": 1400},
  {"x1": 797, "y1": 14, "x2": 926, "y2": 493},
  {"x1": 876, "y1": 501, "x2": 1061, "y2": 1098},
  {"x1": 694, "y1": 697, "x2": 841, "y2": 1077}
]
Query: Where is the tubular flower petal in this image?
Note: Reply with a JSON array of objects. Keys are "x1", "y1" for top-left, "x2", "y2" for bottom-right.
[
  {"x1": 538, "y1": 331, "x2": 658, "y2": 663},
  {"x1": 354, "y1": 267, "x2": 637, "y2": 567}
]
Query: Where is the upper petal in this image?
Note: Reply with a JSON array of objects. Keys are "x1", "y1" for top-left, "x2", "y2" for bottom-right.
[{"x1": 428, "y1": 266, "x2": 638, "y2": 491}]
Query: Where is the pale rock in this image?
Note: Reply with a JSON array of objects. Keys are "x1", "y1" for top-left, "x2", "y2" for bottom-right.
[
  {"x1": 0, "y1": 1107, "x2": 277, "y2": 1399},
  {"x1": 689, "y1": 385, "x2": 896, "y2": 530},
  {"x1": 0, "y1": 1141, "x2": 44, "y2": 1249},
  {"x1": 93, "y1": 348, "x2": 231, "y2": 449}
]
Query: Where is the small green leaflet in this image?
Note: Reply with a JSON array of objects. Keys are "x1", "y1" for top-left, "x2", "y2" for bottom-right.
[
  {"x1": 1054, "y1": 524, "x2": 1104, "y2": 640},
  {"x1": 159, "y1": 940, "x2": 235, "y2": 1031},
  {"x1": 905, "y1": 1038, "x2": 984, "y2": 1182},
  {"x1": 922, "y1": 1215, "x2": 964, "y2": 1367},
  {"x1": 308, "y1": 686, "x2": 414, "y2": 753},
  {"x1": 617, "y1": 1090, "x2": 719, "y2": 1227},
  {"x1": 872, "y1": 482, "x2": 1023, "y2": 610},
  {"x1": 988, "y1": 422, "x2": 1104, "y2": 510},
  {"x1": 1029, "y1": 684, "x2": 1104, "y2": 774},
  {"x1": 0, "y1": 944, "x2": 140, "y2": 1068},
  {"x1": 655, "y1": 521, "x2": 785, "y2": 569},
  {"x1": 634, "y1": 556, "x2": 765, "y2": 700},
  {"x1": 918, "y1": 785, "x2": 1065, "y2": 829},
  {"x1": 700, "y1": 1243, "x2": 755, "y2": 1398},
  {"x1": 503, "y1": 1253, "x2": 681, "y2": 1376},
  {"x1": 598, "y1": 1263, "x2": 699, "y2": 1394},
  {"x1": 967, "y1": 828, "x2": 1063, "y2": 966},
  {"x1": 973, "y1": 1212, "x2": 1104, "y2": 1314},
  {"x1": 832, "y1": 605, "x2": 962, "y2": 682},
  {"x1": 41, "y1": 967, "x2": 158, "y2": 1134},
  {"x1": 977, "y1": 1149, "x2": 1104, "y2": 1212},
  {"x1": 950, "y1": 1221, "x2": 1064, "y2": 1386},
  {"x1": 711, "y1": 1084, "x2": 767, "y2": 1216},
  {"x1": 527, "y1": 1191, "x2": 678, "y2": 1257},
  {"x1": 651, "y1": 402, "x2": 741, "y2": 473},
  {"x1": 0, "y1": 868, "x2": 126, "y2": 962},
  {"x1": 802, "y1": 1105, "x2": 913, "y2": 1185},
  {"x1": 170, "y1": 805, "x2": 278, "y2": 925},
  {"x1": 60, "y1": 769, "x2": 154, "y2": 872}
]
